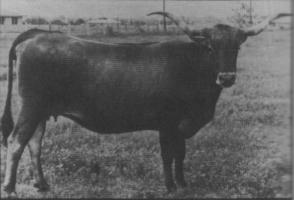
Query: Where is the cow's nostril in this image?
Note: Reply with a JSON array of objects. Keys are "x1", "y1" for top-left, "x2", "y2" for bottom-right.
[
  {"x1": 216, "y1": 72, "x2": 236, "y2": 87},
  {"x1": 218, "y1": 72, "x2": 236, "y2": 81}
]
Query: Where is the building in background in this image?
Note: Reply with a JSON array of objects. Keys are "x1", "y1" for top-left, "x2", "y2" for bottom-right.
[
  {"x1": 0, "y1": 10, "x2": 23, "y2": 25},
  {"x1": 0, "y1": 10, "x2": 24, "y2": 32}
]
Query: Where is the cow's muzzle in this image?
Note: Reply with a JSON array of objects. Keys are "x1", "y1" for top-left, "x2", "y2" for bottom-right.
[{"x1": 216, "y1": 72, "x2": 236, "y2": 88}]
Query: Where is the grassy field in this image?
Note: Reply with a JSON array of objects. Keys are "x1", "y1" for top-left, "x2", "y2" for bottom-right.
[{"x1": 0, "y1": 29, "x2": 292, "y2": 198}]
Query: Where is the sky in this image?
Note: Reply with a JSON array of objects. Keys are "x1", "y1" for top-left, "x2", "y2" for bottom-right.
[{"x1": 0, "y1": 0, "x2": 292, "y2": 20}]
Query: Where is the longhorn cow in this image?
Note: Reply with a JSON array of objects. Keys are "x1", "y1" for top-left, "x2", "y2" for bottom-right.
[{"x1": 1, "y1": 11, "x2": 291, "y2": 196}]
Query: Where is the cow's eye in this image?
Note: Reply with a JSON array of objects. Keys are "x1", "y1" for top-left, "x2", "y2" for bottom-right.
[{"x1": 207, "y1": 46, "x2": 213, "y2": 54}]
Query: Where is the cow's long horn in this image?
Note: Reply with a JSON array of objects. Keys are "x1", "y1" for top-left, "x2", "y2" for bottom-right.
[
  {"x1": 147, "y1": 11, "x2": 204, "y2": 39},
  {"x1": 243, "y1": 13, "x2": 293, "y2": 36}
]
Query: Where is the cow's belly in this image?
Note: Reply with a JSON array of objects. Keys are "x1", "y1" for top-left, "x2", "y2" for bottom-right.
[{"x1": 61, "y1": 102, "x2": 162, "y2": 133}]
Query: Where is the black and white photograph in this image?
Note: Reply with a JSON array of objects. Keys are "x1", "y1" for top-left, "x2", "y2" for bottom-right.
[{"x1": 0, "y1": 0, "x2": 292, "y2": 198}]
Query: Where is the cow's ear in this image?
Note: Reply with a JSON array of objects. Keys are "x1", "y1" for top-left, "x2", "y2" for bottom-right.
[{"x1": 238, "y1": 32, "x2": 248, "y2": 45}]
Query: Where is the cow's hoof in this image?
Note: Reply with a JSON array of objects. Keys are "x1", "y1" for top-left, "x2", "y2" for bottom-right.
[
  {"x1": 6, "y1": 192, "x2": 17, "y2": 199},
  {"x1": 166, "y1": 182, "x2": 177, "y2": 193},
  {"x1": 176, "y1": 177, "x2": 187, "y2": 188},
  {"x1": 177, "y1": 180, "x2": 187, "y2": 188},
  {"x1": 33, "y1": 181, "x2": 50, "y2": 192},
  {"x1": 2, "y1": 186, "x2": 17, "y2": 198}
]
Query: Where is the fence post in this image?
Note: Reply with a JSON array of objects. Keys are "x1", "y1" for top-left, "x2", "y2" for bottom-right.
[
  {"x1": 125, "y1": 23, "x2": 128, "y2": 32},
  {"x1": 249, "y1": 0, "x2": 253, "y2": 24},
  {"x1": 25, "y1": 22, "x2": 29, "y2": 31},
  {"x1": 85, "y1": 23, "x2": 90, "y2": 36},
  {"x1": 66, "y1": 17, "x2": 71, "y2": 34},
  {"x1": 67, "y1": 24, "x2": 71, "y2": 34},
  {"x1": 117, "y1": 22, "x2": 120, "y2": 33},
  {"x1": 163, "y1": 0, "x2": 167, "y2": 32}
]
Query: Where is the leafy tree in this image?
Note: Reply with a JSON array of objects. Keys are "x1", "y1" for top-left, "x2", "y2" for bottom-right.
[
  {"x1": 24, "y1": 17, "x2": 49, "y2": 25},
  {"x1": 229, "y1": 2, "x2": 260, "y2": 28},
  {"x1": 70, "y1": 18, "x2": 86, "y2": 25},
  {"x1": 51, "y1": 19, "x2": 68, "y2": 25}
]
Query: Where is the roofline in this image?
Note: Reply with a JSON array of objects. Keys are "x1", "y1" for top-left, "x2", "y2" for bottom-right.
[{"x1": 0, "y1": 15, "x2": 23, "y2": 17}]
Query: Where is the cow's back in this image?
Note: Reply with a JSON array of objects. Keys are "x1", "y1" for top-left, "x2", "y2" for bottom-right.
[{"x1": 16, "y1": 34, "x2": 175, "y2": 131}]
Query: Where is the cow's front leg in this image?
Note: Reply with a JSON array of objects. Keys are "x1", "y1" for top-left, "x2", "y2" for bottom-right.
[
  {"x1": 174, "y1": 136, "x2": 187, "y2": 187},
  {"x1": 3, "y1": 105, "x2": 41, "y2": 196},
  {"x1": 159, "y1": 130, "x2": 176, "y2": 192},
  {"x1": 28, "y1": 120, "x2": 49, "y2": 191}
]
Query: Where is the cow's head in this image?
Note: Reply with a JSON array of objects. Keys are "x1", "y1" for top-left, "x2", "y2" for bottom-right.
[{"x1": 148, "y1": 12, "x2": 292, "y2": 88}]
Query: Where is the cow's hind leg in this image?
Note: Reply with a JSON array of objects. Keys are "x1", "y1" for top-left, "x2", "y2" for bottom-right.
[
  {"x1": 28, "y1": 120, "x2": 49, "y2": 191},
  {"x1": 3, "y1": 103, "x2": 42, "y2": 195},
  {"x1": 174, "y1": 136, "x2": 187, "y2": 187}
]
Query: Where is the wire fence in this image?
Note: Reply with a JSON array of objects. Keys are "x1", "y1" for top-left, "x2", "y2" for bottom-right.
[
  {"x1": 0, "y1": 0, "x2": 292, "y2": 36},
  {"x1": 1, "y1": 19, "x2": 291, "y2": 37}
]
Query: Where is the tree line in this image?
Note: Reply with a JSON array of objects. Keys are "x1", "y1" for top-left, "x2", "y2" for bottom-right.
[{"x1": 24, "y1": 16, "x2": 86, "y2": 25}]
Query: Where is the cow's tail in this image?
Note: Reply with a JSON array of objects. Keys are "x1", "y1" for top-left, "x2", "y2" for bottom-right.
[
  {"x1": 1, "y1": 45, "x2": 15, "y2": 147},
  {"x1": 1, "y1": 28, "x2": 57, "y2": 147}
]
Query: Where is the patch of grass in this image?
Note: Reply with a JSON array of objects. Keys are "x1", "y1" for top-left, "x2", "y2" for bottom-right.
[{"x1": 0, "y1": 30, "x2": 291, "y2": 198}]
